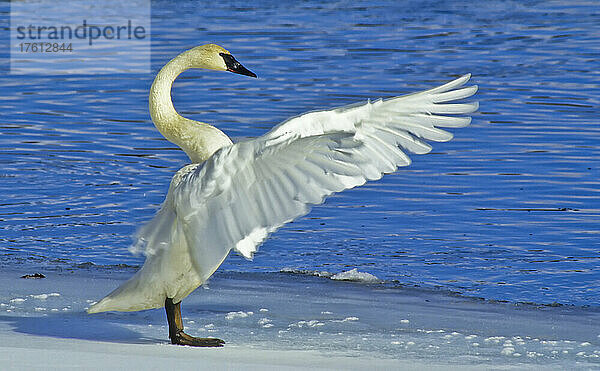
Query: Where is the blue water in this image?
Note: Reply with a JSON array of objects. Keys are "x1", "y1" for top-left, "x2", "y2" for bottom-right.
[{"x1": 1, "y1": 0, "x2": 599, "y2": 306}]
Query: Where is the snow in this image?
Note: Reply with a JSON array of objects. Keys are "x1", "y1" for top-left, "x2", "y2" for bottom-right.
[
  {"x1": 225, "y1": 311, "x2": 254, "y2": 320},
  {"x1": 330, "y1": 268, "x2": 380, "y2": 283},
  {"x1": 0, "y1": 268, "x2": 599, "y2": 369},
  {"x1": 280, "y1": 267, "x2": 333, "y2": 278},
  {"x1": 281, "y1": 267, "x2": 381, "y2": 283},
  {"x1": 30, "y1": 293, "x2": 60, "y2": 300}
]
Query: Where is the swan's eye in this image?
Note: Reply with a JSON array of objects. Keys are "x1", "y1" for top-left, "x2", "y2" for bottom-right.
[{"x1": 219, "y1": 53, "x2": 257, "y2": 78}]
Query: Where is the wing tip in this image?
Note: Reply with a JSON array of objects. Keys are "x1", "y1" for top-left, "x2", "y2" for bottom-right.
[
  {"x1": 424, "y1": 73, "x2": 475, "y2": 95},
  {"x1": 457, "y1": 73, "x2": 474, "y2": 88},
  {"x1": 465, "y1": 84, "x2": 479, "y2": 97},
  {"x1": 451, "y1": 73, "x2": 471, "y2": 87}
]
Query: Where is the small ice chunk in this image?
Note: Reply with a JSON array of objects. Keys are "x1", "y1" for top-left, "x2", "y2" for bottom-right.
[
  {"x1": 400, "y1": 319, "x2": 409, "y2": 324},
  {"x1": 485, "y1": 336, "x2": 504, "y2": 343},
  {"x1": 280, "y1": 267, "x2": 332, "y2": 278},
  {"x1": 307, "y1": 320, "x2": 323, "y2": 327},
  {"x1": 258, "y1": 318, "x2": 272, "y2": 326},
  {"x1": 34, "y1": 307, "x2": 46, "y2": 312},
  {"x1": 10, "y1": 298, "x2": 25, "y2": 303},
  {"x1": 292, "y1": 320, "x2": 324, "y2": 328},
  {"x1": 321, "y1": 311, "x2": 333, "y2": 315},
  {"x1": 406, "y1": 341, "x2": 415, "y2": 346},
  {"x1": 259, "y1": 308, "x2": 269, "y2": 312},
  {"x1": 204, "y1": 323, "x2": 214, "y2": 329},
  {"x1": 581, "y1": 342, "x2": 591, "y2": 346},
  {"x1": 331, "y1": 268, "x2": 380, "y2": 283},
  {"x1": 465, "y1": 335, "x2": 477, "y2": 340},
  {"x1": 30, "y1": 293, "x2": 60, "y2": 300},
  {"x1": 576, "y1": 351, "x2": 585, "y2": 356},
  {"x1": 342, "y1": 317, "x2": 359, "y2": 322},
  {"x1": 225, "y1": 311, "x2": 253, "y2": 320},
  {"x1": 501, "y1": 347, "x2": 515, "y2": 356},
  {"x1": 472, "y1": 342, "x2": 479, "y2": 347}
]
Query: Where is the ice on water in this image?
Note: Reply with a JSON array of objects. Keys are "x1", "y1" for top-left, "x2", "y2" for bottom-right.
[
  {"x1": 1, "y1": 269, "x2": 598, "y2": 368},
  {"x1": 330, "y1": 268, "x2": 380, "y2": 283},
  {"x1": 281, "y1": 267, "x2": 381, "y2": 283}
]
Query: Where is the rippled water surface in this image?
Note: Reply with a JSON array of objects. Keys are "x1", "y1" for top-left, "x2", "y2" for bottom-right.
[{"x1": 1, "y1": 0, "x2": 599, "y2": 306}]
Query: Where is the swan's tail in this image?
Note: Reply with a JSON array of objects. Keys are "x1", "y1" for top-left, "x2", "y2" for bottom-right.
[
  {"x1": 88, "y1": 203, "x2": 203, "y2": 313},
  {"x1": 87, "y1": 269, "x2": 164, "y2": 313}
]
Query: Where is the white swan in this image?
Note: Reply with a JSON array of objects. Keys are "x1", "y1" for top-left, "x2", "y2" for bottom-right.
[{"x1": 88, "y1": 44, "x2": 478, "y2": 346}]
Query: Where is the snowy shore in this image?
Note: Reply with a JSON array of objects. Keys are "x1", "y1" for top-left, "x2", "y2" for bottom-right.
[{"x1": 0, "y1": 268, "x2": 599, "y2": 370}]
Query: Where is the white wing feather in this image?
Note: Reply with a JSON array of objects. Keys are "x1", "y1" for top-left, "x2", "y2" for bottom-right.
[
  {"x1": 173, "y1": 74, "x2": 477, "y2": 269},
  {"x1": 88, "y1": 74, "x2": 478, "y2": 313}
]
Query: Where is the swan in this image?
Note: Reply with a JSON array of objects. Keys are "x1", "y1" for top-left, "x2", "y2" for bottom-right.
[{"x1": 88, "y1": 44, "x2": 478, "y2": 347}]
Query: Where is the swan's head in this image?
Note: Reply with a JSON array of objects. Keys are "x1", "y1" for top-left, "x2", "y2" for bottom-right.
[{"x1": 186, "y1": 44, "x2": 257, "y2": 78}]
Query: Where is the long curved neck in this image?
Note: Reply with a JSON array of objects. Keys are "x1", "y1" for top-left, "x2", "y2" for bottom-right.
[
  {"x1": 150, "y1": 55, "x2": 186, "y2": 128},
  {"x1": 149, "y1": 52, "x2": 232, "y2": 163}
]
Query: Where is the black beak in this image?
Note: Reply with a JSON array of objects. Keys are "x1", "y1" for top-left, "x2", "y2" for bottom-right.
[{"x1": 220, "y1": 53, "x2": 257, "y2": 78}]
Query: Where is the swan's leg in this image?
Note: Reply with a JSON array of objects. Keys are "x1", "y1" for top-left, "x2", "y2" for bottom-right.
[{"x1": 164, "y1": 297, "x2": 225, "y2": 347}]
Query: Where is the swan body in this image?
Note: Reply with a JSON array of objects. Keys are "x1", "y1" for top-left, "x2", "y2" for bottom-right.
[{"x1": 88, "y1": 44, "x2": 478, "y2": 317}]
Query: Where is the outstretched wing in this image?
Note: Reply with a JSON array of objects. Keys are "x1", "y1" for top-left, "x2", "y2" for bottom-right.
[{"x1": 172, "y1": 74, "x2": 478, "y2": 275}]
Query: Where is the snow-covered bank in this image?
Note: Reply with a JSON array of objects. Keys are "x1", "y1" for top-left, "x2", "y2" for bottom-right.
[
  {"x1": 0, "y1": 269, "x2": 599, "y2": 369},
  {"x1": 0, "y1": 329, "x2": 419, "y2": 371}
]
